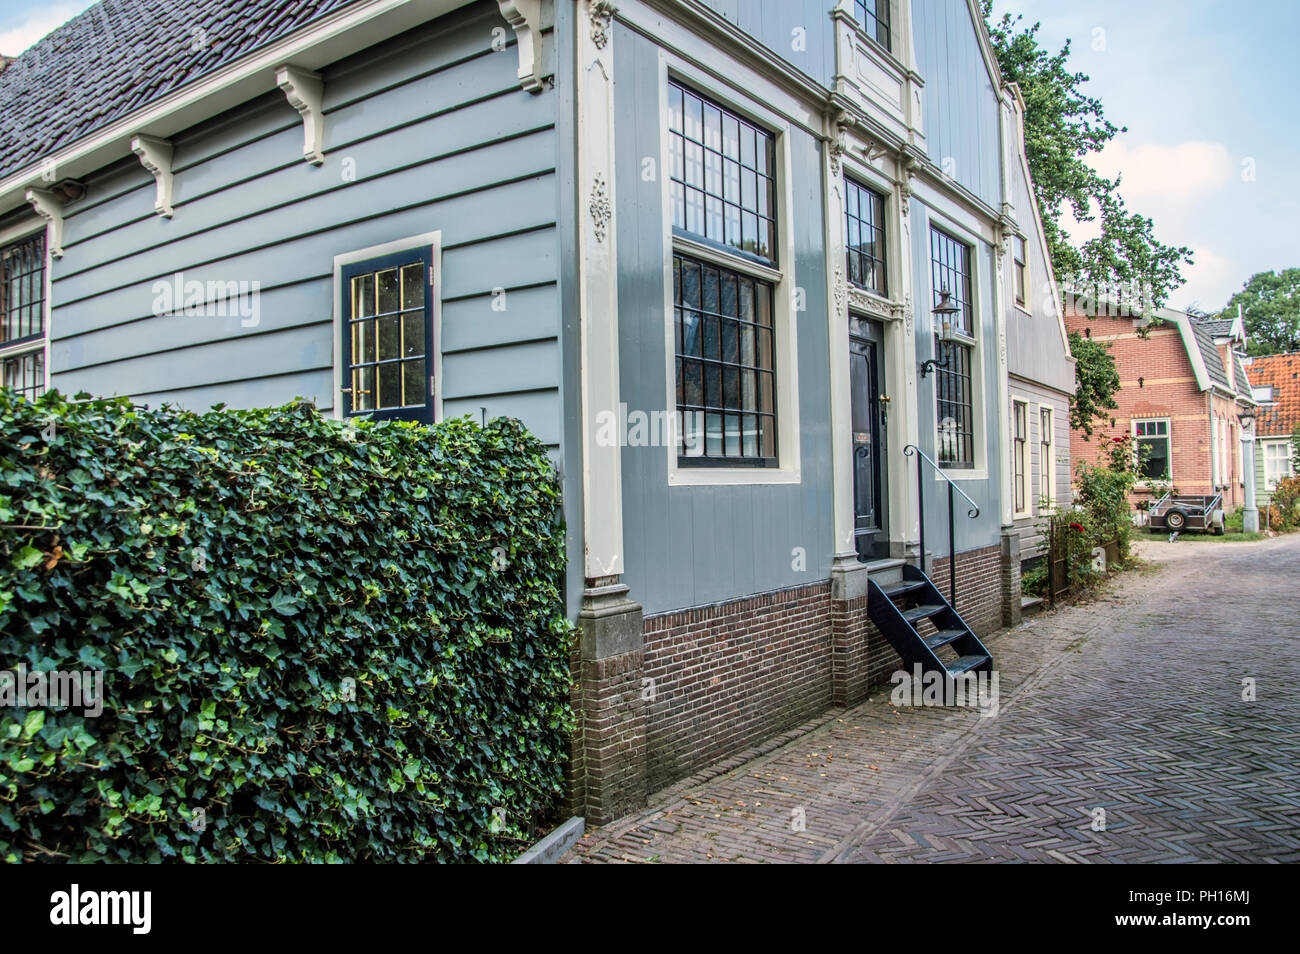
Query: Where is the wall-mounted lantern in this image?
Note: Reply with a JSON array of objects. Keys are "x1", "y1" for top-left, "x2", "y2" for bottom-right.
[{"x1": 920, "y1": 290, "x2": 961, "y2": 379}]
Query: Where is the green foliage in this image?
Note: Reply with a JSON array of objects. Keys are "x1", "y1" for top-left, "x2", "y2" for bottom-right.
[
  {"x1": 1217, "y1": 269, "x2": 1300, "y2": 356},
  {"x1": 1269, "y1": 475, "x2": 1300, "y2": 531},
  {"x1": 1066, "y1": 331, "x2": 1121, "y2": 437},
  {"x1": 0, "y1": 391, "x2": 574, "y2": 863},
  {"x1": 1073, "y1": 433, "x2": 1140, "y2": 561},
  {"x1": 981, "y1": 4, "x2": 1192, "y2": 308}
]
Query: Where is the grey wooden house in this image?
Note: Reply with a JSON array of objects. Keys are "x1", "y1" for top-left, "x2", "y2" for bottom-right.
[{"x1": 0, "y1": 0, "x2": 1073, "y2": 824}]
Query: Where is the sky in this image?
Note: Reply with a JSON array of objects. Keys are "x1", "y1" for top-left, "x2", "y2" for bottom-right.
[
  {"x1": 3, "y1": 0, "x2": 1296, "y2": 312},
  {"x1": 990, "y1": 0, "x2": 1300, "y2": 313}
]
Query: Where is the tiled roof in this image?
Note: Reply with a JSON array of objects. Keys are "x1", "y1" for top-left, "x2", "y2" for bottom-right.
[
  {"x1": 1198, "y1": 318, "x2": 1236, "y2": 338},
  {"x1": 0, "y1": 0, "x2": 360, "y2": 181},
  {"x1": 1247, "y1": 352, "x2": 1300, "y2": 437},
  {"x1": 1189, "y1": 319, "x2": 1231, "y2": 391}
]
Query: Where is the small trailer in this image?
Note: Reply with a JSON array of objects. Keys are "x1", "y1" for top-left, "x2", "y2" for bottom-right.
[{"x1": 1147, "y1": 493, "x2": 1225, "y2": 535}]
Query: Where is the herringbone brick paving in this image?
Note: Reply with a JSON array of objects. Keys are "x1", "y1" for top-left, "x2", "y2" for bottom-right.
[{"x1": 565, "y1": 534, "x2": 1300, "y2": 863}]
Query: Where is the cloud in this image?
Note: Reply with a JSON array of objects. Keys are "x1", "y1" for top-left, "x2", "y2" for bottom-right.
[
  {"x1": 1176, "y1": 245, "x2": 1238, "y2": 311},
  {"x1": 1092, "y1": 140, "x2": 1237, "y2": 201},
  {"x1": 0, "y1": 2, "x2": 95, "y2": 56}
]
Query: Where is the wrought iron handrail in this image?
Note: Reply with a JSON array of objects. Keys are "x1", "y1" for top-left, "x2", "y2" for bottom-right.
[{"x1": 904, "y1": 444, "x2": 980, "y2": 610}]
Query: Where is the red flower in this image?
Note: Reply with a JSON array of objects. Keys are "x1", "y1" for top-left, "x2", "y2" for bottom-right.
[
  {"x1": 1112, "y1": 436, "x2": 1125, "y2": 443},
  {"x1": 1069, "y1": 522, "x2": 1085, "y2": 532}
]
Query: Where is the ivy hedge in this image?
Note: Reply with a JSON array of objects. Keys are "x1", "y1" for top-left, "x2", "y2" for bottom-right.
[{"x1": 0, "y1": 391, "x2": 574, "y2": 863}]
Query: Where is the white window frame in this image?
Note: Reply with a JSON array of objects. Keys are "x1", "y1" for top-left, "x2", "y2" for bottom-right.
[
  {"x1": 0, "y1": 218, "x2": 52, "y2": 398},
  {"x1": 1012, "y1": 233, "x2": 1030, "y2": 314},
  {"x1": 659, "y1": 55, "x2": 802, "y2": 487},
  {"x1": 1132, "y1": 417, "x2": 1172, "y2": 486},
  {"x1": 1011, "y1": 398, "x2": 1029, "y2": 518},
  {"x1": 925, "y1": 209, "x2": 987, "y2": 481},
  {"x1": 331, "y1": 230, "x2": 442, "y2": 422},
  {"x1": 1264, "y1": 439, "x2": 1293, "y2": 490},
  {"x1": 1039, "y1": 404, "x2": 1055, "y2": 509}
]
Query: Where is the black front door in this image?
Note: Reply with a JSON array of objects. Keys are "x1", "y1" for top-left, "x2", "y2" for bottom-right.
[{"x1": 850, "y1": 324, "x2": 888, "y2": 560}]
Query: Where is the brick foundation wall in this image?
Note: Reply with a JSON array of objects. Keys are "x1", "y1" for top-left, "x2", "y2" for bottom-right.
[
  {"x1": 570, "y1": 547, "x2": 1011, "y2": 819},
  {"x1": 641, "y1": 583, "x2": 833, "y2": 791},
  {"x1": 579, "y1": 649, "x2": 647, "y2": 824},
  {"x1": 830, "y1": 593, "x2": 904, "y2": 707},
  {"x1": 929, "y1": 544, "x2": 1003, "y2": 637}
]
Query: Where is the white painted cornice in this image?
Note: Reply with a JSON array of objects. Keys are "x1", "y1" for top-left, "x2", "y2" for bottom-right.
[
  {"x1": 276, "y1": 65, "x2": 326, "y2": 165},
  {"x1": 129, "y1": 134, "x2": 175, "y2": 217}
]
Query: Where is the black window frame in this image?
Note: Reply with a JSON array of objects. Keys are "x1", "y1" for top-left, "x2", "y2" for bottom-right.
[
  {"x1": 930, "y1": 227, "x2": 976, "y2": 470},
  {"x1": 340, "y1": 247, "x2": 435, "y2": 424},
  {"x1": 668, "y1": 80, "x2": 778, "y2": 268},
  {"x1": 1, "y1": 231, "x2": 48, "y2": 401},
  {"x1": 853, "y1": 0, "x2": 892, "y2": 52},
  {"x1": 673, "y1": 252, "x2": 778, "y2": 468},
  {"x1": 845, "y1": 177, "x2": 888, "y2": 297},
  {"x1": 1, "y1": 349, "x2": 45, "y2": 401}
]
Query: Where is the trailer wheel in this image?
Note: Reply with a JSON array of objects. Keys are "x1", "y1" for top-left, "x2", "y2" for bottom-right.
[{"x1": 1165, "y1": 508, "x2": 1187, "y2": 532}]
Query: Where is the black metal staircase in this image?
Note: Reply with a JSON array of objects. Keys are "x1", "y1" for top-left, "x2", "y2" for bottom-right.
[
  {"x1": 864, "y1": 444, "x2": 992, "y2": 680},
  {"x1": 868, "y1": 563, "x2": 992, "y2": 677}
]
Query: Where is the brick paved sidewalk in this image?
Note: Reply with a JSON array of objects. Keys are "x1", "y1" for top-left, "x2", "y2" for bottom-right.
[{"x1": 564, "y1": 534, "x2": 1300, "y2": 863}]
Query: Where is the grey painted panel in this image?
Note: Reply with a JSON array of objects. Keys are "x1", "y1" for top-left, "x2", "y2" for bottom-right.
[
  {"x1": 912, "y1": 0, "x2": 1002, "y2": 210},
  {"x1": 445, "y1": 391, "x2": 561, "y2": 446},
  {"x1": 613, "y1": 29, "x2": 834, "y2": 615},
  {"x1": 1004, "y1": 140, "x2": 1074, "y2": 395},
  {"x1": 441, "y1": 283, "x2": 559, "y2": 353},
  {"x1": 56, "y1": 136, "x2": 557, "y2": 308},
  {"x1": 693, "y1": 0, "x2": 835, "y2": 86},
  {"x1": 51, "y1": 176, "x2": 557, "y2": 339},
  {"x1": 441, "y1": 339, "x2": 559, "y2": 400}
]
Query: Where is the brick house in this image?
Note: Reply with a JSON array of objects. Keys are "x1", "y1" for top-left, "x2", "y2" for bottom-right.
[
  {"x1": 1243, "y1": 352, "x2": 1299, "y2": 504},
  {"x1": 1065, "y1": 303, "x2": 1256, "y2": 512}
]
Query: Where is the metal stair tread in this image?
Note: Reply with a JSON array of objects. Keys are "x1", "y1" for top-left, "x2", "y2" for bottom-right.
[
  {"x1": 902, "y1": 603, "x2": 945, "y2": 623},
  {"x1": 945, "y1": 655, "x2": 989, "y2": 675},
  {"x1": 883, "y1": 581, "x2": 927, "y2": 600},
  {"x1": 924, "y1": 628, "x2": 965, "y2": 650}
]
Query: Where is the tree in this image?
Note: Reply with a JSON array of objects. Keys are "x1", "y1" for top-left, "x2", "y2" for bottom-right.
[
  {"x1": 1216, "y1": 269, "x2": 1300, "y2": 356},
  {"x1": 1067, "y1": 331, "x2": 1120, "y2": 437},
  {"x1": 981, "y1": 4, "x2": 1192, "y2": 309}
]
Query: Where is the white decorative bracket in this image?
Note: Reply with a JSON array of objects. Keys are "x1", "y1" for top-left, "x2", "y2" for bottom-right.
[
  {"x1": 130, "y1": 135, "x2": 175, "y2": 217},
  {"x1": 496, "y1": 0, "x2": 545, "y2": 93},
  {"x1": 25, "y1": 188, "x2": 64, "y2": 258},
  {"x1": 275, "y1": 65, "x2": 325, "y2": 165}
]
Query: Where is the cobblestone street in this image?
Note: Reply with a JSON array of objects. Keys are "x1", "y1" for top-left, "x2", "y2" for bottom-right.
[{"x1": 566, "y1": 534, "x2": 1300, "y2": 863}]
